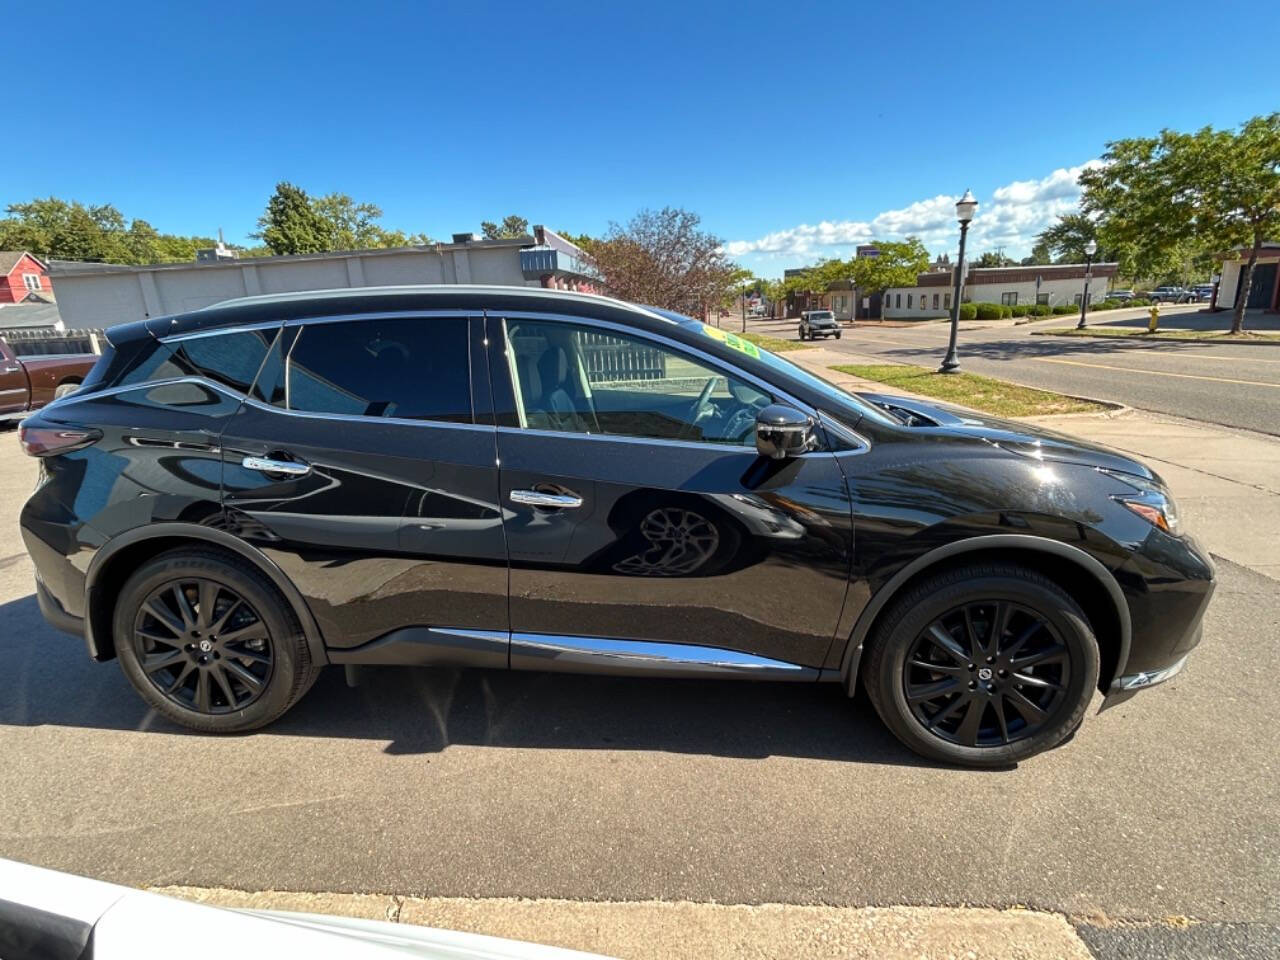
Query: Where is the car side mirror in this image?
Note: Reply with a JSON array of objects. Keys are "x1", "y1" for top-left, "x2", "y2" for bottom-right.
[{"x1": 755, "y1": 404, "x2": 816, "y2": 459}]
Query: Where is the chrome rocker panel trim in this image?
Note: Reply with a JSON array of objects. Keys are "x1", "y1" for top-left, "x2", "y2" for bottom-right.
[{"x1": 509, "y1": 633, "x2": 819, "y2": 680}]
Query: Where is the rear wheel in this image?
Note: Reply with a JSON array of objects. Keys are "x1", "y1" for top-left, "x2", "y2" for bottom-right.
[
  {"x1": 113, "y1": 547, "x2": 318, "y2": 732},
  {"x1": 862, "y1": 563, "x2": 1099, "y2": 767},
  {"x1": 53, "y1": 380, "x2": 81, "y2": 399}
]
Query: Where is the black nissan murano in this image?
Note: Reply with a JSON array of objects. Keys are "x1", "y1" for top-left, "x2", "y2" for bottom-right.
[{"x1": 18, "y1": 286, "x2": 1215, "y2": 766}]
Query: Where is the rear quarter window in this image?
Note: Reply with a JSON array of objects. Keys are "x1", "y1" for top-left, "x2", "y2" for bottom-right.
[{"x1": 117, "y1": 328, "x2": 278, "y2": 395}]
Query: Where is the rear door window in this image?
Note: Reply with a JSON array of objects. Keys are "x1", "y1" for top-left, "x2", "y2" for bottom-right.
[{"x1": 280, "y1": 317, "x2": 472, "y2": 423}]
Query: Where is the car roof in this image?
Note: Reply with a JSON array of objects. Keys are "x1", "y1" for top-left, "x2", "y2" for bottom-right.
[{"x1": 133, "y1": 285, "x2": 683, "y2": 340}]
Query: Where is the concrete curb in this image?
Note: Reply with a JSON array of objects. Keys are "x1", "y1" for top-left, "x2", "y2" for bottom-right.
[
  {"x1": 1029, "y1": 329, "x2": 1280, "y2": 346},
  {"x1": 153, "y1": 886, "x2": 1096, "y2": 960}
]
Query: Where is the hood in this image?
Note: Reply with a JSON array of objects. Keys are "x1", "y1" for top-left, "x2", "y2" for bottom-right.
[{"x1": 858, "y1": 392, "x2": 1162, "y2": 482}]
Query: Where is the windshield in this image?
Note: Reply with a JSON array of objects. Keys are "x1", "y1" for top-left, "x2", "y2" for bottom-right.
[
  {"x1": 685, "y1": 319, "x2": 897, "y2": 428},
  {"x1": 809, "y1": 311, "x2": 835, "y2": 321}
]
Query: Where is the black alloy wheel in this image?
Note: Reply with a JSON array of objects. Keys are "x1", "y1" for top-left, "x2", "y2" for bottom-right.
[
  {"x1": 903, "y1": 600, "x2": 1069, "y2": 747},
  {"x1": 132, "y1": 577, "x2": 274, "y2": 714},
  {"x1": 862, "y1": 563, "x2": 1099, "y2": 767}
]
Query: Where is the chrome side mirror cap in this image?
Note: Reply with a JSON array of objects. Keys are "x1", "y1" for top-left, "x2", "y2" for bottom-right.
[{"x1": 755, "y1": 404, "x2": 816, "y2": 459}]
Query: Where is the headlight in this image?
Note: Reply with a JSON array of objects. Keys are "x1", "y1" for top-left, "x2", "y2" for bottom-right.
[{"x1": 1101, "y1": 469, "x2": 1180, "y2": 535}]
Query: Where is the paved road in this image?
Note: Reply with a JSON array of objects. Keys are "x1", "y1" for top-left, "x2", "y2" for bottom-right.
[
  {"x1": 0, "y1": 450, "x2": 1276, "y2": 932},
  {"x1": 757, "y1": 309, "x2": 1280, "y2": 435}
]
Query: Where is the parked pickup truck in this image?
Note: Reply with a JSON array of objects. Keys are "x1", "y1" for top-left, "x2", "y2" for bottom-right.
[{"x1": 0, "y1": 340, "x2": 98, "y2": 422}]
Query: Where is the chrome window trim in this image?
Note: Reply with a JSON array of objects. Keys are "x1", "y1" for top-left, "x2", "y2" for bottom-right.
[
  {"x1": 158, "y1": 319, "x2": 286, "y2": 344},
  {"x1": 817, "y1": 410, "x2": 872, "y2": 454},
  {"x1": 493, "y1": 424, "x2": 824, "y2": 455},
  {"x1": 159, "y1": 309, "x2": 487, "y2": 344}
]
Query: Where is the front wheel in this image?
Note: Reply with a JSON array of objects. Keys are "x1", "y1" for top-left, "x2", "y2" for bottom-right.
[
  {"x1": 113, "y1": 547, "x2": 319, "y2": 732},
  {"x1": 862, "y1": 563, "x2": 1099, "y2": 767}
]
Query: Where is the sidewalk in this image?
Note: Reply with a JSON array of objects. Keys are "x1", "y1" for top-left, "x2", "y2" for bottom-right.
[
  {"x1": 157, "y1": 886, "x2": 1094, "y2": 959},
  {"x1": 795, "y1": 347, "x2": 1280, "y2": 580}
]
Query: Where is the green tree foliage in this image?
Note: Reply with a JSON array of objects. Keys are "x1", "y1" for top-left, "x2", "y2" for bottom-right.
[
  {"x1": 254, "y1": 182, "x2": 331, "y2": 255},
  {"x1": 254, "y1": 184, "x2": 429, "y2": 255},
  {"x1": 972, "y1": 250, "x2": 1017, "y2": 268},
  {"x1": 1080, "y1": 113, "x2": 1280, "y2": 332},
  {"x1": 786, "y1": 238, "x2": 930, "y2": 297},
  {"x1": 589, "y1": 207, "x2": 741, "y2": 317},
  {"x1": 480, "y1": 215, "x2": 530, "y2": 240},
  {"x1": 0, "y1": 197, "x2": 216, "y2": 264}
]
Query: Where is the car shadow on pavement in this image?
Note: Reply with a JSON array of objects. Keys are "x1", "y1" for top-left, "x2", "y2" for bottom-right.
[
  {"x1": 0, "y1": 594, "x2": 945, "y2": 769},
  {"x1": 868, "y1": 331, "x2": 1260, "y2": 367}
]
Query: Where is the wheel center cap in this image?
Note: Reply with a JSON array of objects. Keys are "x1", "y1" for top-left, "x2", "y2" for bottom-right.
[
  {"x1": 977, "y1": 667, "x2": 993, "y2": 681},
  {"x1": 198, "y1": 639, "x2": 213, "y2": 653}
]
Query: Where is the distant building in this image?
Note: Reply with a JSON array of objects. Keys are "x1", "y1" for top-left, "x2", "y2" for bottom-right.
[
  {"x1": 0, "y1": 252, "x2": 52, "y2": 303},
  {"x1": 49, "y1": 227, "x2": 598, "y2": 330},
  {"x1": 1215, "y1": 243, "x2": 1279, "y2": 312},
  {"x1": 882, "y1": 261, "x2": 1119, "y2": 319}
]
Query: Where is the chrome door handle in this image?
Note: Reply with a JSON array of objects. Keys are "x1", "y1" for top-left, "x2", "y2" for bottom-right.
[
  {"x1": 510, "y1": 489, "x2": 583, "y2": 509},
  {"x1": 242, "y1": 455, "x2": 311, "y2": 477}
]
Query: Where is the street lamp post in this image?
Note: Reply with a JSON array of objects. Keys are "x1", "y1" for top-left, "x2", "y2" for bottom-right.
[
  {"x1": 939, "y1": 189, "x2": 978, "y2": 374},
  {"x1": 1076, "y1": 239, "x2": 1098, "y2": 330}
]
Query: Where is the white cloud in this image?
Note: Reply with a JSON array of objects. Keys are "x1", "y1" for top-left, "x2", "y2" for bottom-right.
[{"x1": 727, "y1": 161, "x2": 1101, "y2": 268}]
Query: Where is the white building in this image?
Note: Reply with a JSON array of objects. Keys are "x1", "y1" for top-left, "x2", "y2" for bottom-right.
[
  {"x1": 1214, "y1": 243, "x2": 1279, "y2": 313},
  {"x1": 49, "y1": 228, "x2": 597, "y2": 330},
  {"x1": 882, "y1": 262, "x2": 1119, "y2": 319}
]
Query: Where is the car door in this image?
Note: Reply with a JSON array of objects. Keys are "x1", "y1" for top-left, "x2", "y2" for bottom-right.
[
  {"x1": 486, "y1": 311, "x2": 854, "y2": 674},
  {"x1": 0, "y1": 341, "x2": 27, "y2": 413},
  {"x1": 220, "y1": 312, "x2": 508, "y2": 661}
]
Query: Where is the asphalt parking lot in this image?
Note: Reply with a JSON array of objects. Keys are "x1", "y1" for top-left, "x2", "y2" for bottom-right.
[{"x1": 1, "y1": 434, "x2": 1277, "y2": 938}]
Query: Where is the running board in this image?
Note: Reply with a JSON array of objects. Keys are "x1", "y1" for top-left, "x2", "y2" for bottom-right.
[{"x1": 329, "y1": 628, "x2": 820, "y2": 681}]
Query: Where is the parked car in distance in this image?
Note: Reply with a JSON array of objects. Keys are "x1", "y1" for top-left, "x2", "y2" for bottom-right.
[
  {"x1": 799, "y1": 309, "x2": 841, "y2": 340},
  {"x1": 1105, "y1": 290, "x2": 1134, "y2": 302},
  {"x1": 19, "y1": 285, "x2": 1215, "y2": 767},
  {"x1": 1190, "y1": 284, "x2": 1215, "y2": 302},
  {"x1": 1149, "y1": 286, "x2": 1189, "y2": 303},
  {"x1": 0, "y1": 338, "x2": 97, "y2": 422}
]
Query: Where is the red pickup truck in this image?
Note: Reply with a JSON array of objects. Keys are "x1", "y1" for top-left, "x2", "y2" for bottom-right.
[{"x1": 0, "y1": 339, "x2": 98, "y2": 422}]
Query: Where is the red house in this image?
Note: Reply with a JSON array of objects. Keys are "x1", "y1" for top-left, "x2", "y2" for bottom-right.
[{"x1": 0, "y1": 252, "x2": 51, "y2": 303}]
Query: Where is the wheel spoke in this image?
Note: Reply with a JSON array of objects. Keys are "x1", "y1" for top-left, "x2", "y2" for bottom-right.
[
  {"x1": 223, "y1": 659, "x2": 265, "y2": 692},
  {"x1": 928, "y1": 694, "x2": 968, "y2": 728},
  {"x1": 954, "y1": 697, "x2": 986, "y2": 746},
  {"x1": 962, "y1": 607, "x2": 982, "y2": 660},
  {"x1": 989, "y1": 602, "x2": 1010, "y2": 655},
  {"x1": 992, "y1": 694, "x2": 1011, "y2": 744},
  {"x1": 171, "y1": 584, "x2": 197, "y2": 631},
  {"x1": 1006, "y1": 687, "x2": 1047, "y2": 724},
  {"x1": 194, "y1": 670, "x2": 211, "y2": 712},
  {"x1": 927, "y1": 623, "x2": 971, "y2": 665},
  {"x1": 1012, "y1": 672, "x2": 1063, "y2": 691},
  {"x1": 226, "y1": 646, "x2": 270, "y2": 666},
  {"x1": 1002, "y1": 620, "x2": 1042, "y2": 660},
  {"x1": 908, "y1": 659, "x2": 965, "y2": 676},
  {"x1": 142, "y1": 601, "x2": 185, "y2": 638},
  {"x1": 219, "y1": 621, "x2": 268, "y2": 644},
  {"x1": 211, "y1": 663, "x2": 237, "y2": 707},
  {"x1": 141, "y1": 650, "x2": 186, "y2": 673},
  {"x1": 1010, "y1": 645, "x2": 1067, "y2": 669},
  {"x1": 196, "y1": 580, "x2": 219, "y2": 630},
  {"x1": 165, "y1": 661, "x2": 195, "y2": 694},
  {"x1": 906, "y1": 678, "x2": 959, "y2": 702},
  {"x1": 137, "y1": 627, "x2": 186, "y2": 649},
  {"x1": 209, "y1": 599, "x2": 243, "y2": 636}
]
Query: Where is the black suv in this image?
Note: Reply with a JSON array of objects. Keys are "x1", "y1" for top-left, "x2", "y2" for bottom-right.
[{"x1": 19, "y1": 286, "x2": 1214, "y2": 766}]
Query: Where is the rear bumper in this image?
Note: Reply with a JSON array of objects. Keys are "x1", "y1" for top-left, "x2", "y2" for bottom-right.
[{"x1": 35, "y1": 575, "x2": 84, "y2": 638}]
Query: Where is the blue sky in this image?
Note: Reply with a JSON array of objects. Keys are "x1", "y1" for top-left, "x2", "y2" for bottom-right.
[{"x1": 6, "y1": 1, "x2": 1277, "y2": 275}]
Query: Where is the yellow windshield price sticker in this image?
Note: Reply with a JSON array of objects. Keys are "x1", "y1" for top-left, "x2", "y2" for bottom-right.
[{"x1": 702, "y1": 325, "x2": 760, "y2": 359}]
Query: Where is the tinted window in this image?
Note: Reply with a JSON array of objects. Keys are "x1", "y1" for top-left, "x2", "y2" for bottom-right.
[
  {"x1": 120, "y1": 328, "x2": 277, "y2": 395},
  {"x1": 502, "y1": 319, "x2": 769, "y2": 446},
  {"x1": 283, "y1": 317, "x2": 471, "y2": 423}
]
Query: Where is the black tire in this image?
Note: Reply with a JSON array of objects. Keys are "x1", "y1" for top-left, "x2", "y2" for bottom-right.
[
  {"x1": 862, "y1": 563, "x2": 1099, "y2": 767},
  {"x1": 835, "y1": 331, "x2": 842, "y2": 339},
  {"x1": 113, "y1": 547, "x2": 319, "y2": 732}
]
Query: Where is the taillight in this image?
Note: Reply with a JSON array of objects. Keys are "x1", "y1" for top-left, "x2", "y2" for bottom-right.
[{"x1": 18, "y1": 424, "x2": 101, "y2": 457}]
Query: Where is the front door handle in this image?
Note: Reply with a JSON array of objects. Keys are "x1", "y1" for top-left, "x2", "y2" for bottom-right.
[
  {"x1": 510, "y1": 488, "x2": 583, "y2": 509},
  {"x1": 242, "y1": 455, "x2": 311, "y2": 477}
]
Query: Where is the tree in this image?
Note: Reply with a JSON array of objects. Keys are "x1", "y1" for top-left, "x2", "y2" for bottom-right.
[
  {"x1": 311, "y1": 193, "x2": 389, "y2": 250},
  {"x1": 588, "y1": 207, "x2": 740, "y2": 317},
  {"x1": 0, "y1": 197, "x2": 214, "y2": 264},
  {"x1": 254, "y1": 182, "x2": 330, "y2": 255},
  {"x1": 1080, "y1": 114, "x2": 1280, "y2": 332},
  {"x1": 480, "y1": 215, "x2": 529, "y2": 240},
  {"x1": 972, "y1": 250, "x2": 1017, "y2": 268}
]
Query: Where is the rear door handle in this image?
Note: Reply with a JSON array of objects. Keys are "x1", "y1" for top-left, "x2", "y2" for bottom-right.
[
  {"x1": 510, "y1": 489, "x2": 583, "y2": 509},
  {"x1": 242, "y1": 455, "x2": 311, "y2": 477}
]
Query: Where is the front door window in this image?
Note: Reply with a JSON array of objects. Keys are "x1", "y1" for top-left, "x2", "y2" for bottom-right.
[{"x1": 501, "y1": 319, "x2": 770, "y2": 447}]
